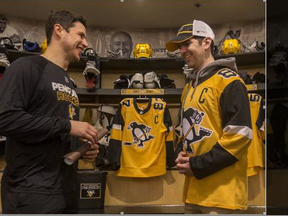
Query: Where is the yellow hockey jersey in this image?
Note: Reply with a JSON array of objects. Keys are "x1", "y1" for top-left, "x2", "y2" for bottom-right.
[
  {"x1": 247, "y1": 93, "x2": 265, "y2": 176},
  {"x1": 181, "y1": 65, "x2": 252, "y2": 210},
  {"x1": 108, "y1": 98, "x2": 175, "y2": 178}
]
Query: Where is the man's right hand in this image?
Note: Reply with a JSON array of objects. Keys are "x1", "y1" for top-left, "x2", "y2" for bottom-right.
[{"x1": 69, "y1": 120, "x2": 98, "y2": 145}]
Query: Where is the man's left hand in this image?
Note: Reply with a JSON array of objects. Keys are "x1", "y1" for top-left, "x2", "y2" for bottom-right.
[
  {"x1": 176, "y1": 151, "x2": 194, "y2": 177},
  {"x1": 82, "y1": 143, "x2": 99, "y2": 163}
]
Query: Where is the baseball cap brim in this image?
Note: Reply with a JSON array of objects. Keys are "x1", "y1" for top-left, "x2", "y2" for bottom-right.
[{"x1": 165, "y1": 34, "x2": 193, "y2": 52}]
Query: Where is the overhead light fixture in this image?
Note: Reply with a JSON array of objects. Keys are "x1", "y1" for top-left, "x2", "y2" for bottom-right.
[{"x1": 120, "y1": 0, "x2": 124, "y2": 2}]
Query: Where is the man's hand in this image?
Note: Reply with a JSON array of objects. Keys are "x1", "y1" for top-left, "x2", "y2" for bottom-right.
[
  {"x1": 70, "y1": 120, "x2": 98, "y2": 145},
  {"x1": 175, "y1": 151, "x2": 194, "y2": 177},
  {"x1": 82, "y1": 143, "x2": 99, "y2": 163}
]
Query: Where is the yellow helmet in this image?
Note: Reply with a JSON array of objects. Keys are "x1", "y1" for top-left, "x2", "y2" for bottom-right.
[
  {"x1": 133, "y1": 43, "x2": 153, "y2": 58},
  {"x1": 41, "y1": 38, "x2": 47, "y2": 54},
  {"x1": 221, "y1": 39, "x2": 241, "y2": 54}
]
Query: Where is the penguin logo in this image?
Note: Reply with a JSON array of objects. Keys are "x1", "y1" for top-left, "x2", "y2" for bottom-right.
[
  {"x1": 123, "y1": 121, "x2": 154, "y2": 148},
  {"x1": 183, "y1": 108, "x2": 213, "y2": 154},
  {"x1": 87, "y1": 189, "x2": 95, "y2": 198}
]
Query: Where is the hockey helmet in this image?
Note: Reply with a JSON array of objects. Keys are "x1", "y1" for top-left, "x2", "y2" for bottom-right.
[
  {"x1": 114, "y1": 74, "x2": 131, "y2": 89},
  {"x1": 0, "y1": 37, "x2": 15, "y2": 50},
  {"x1": 130, "y1": 73, "x2": 144, "y2": 89},
  {"x1": 41, "y1": 38, "x2": 47, "y2": 53},
  {"x1": 238, "y1": 70, "x2": 253, "y2": 85},
  {"x1": 97, "y1": 104, "x2": 117, "y2": 116},
  {"x1": 222, "y1": 39, "x2": 241, "y2": 54},
  {"x1": 248, "y1": 41, "x2": 265, "y2": 52},
  {"x1": 144, "y1": 71, "x2": 160, "y2": 89},
  {"x1": 133, "y1": 43, "x2": 153, "y2": 58},
  {"x1": 83, "y1": 48, "x2": 100, "y2": 76},
  {"x1": 23, "y1": 39, "x2": 41, "y2": 53},
  {"x1": 94, "y1": 118, "x2": 110, "y2": 146},
  {"x1": 158, "y1": 74, "x2": 176, "y2": 88},
  {"x1": 252, "y1": 72, "x2": 266, "y2": 84},
  {"x1": 94, "y1": 105, "x2": 116, "y2": 146}
]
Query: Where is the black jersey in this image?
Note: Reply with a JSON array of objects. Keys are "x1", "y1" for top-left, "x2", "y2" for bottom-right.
[{"x1": 0, "y1": 55, "x2": 79, "y2": 194}]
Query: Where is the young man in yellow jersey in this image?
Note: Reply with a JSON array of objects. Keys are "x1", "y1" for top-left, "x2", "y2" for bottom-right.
[{"x1": 166, "y1": 20, "x2": 252, "y2": 214}]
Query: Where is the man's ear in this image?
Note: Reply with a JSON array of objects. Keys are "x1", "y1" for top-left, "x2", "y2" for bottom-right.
[
  {"x1": 203, "y1": 38, "x2": 212, "y2": 50},
  {"x1": 53, "y1": 24, "x2": 64, "y2": 38}
]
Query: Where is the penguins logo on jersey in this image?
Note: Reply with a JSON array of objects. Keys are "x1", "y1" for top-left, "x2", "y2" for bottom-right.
[
  {"x1": 183, "y1": 108, "x2": 212, "y2": 154},
  {"x1": 123, "y1": 121, "x2": 154, "y2": 148}
]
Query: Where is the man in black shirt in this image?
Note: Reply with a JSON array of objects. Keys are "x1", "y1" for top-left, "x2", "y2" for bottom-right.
[{"x1": 0, "y1": 10, "x2": 99, "y2": 213}]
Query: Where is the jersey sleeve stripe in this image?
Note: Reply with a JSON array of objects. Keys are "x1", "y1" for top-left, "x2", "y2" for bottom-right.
[
  {"x1": 112, "y1": 124, "x2": 122, "y2": 130},
  {"x1": 223, "y1": 125, "x2": 252, "y2": 140},
  {"x1": 260, "y1": 122, "x2": 265, "y2": 132}
]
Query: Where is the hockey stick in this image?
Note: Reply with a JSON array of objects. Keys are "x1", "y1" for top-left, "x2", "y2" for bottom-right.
[{"x1": 123, "y1": 132, "x2": 152, "y2": 146}]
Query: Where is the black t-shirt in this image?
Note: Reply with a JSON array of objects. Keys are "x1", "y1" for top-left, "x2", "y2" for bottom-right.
[{"x1": 0, "y1": 55, "x2": 80, "y2": 194}]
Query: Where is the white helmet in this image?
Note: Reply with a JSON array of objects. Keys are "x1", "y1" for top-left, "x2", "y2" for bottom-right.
[
  {"x1": 94, "y1": 105, "x2": 117, "y2": 146},
  {"x1": 144, "y1": 71, "x2": 160, "y2": 89},
  {"x1": 97, "y1": 105, "x2": 116, "y2": 115},
  {"x1": 130, "y1": 73, "x2": 144, "y2": 89},
  {"x1": 94, "y1": 118, "x2": 110, "y2": 146}
]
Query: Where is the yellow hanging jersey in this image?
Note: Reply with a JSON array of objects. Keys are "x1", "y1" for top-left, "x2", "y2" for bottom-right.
[
  {"x1": 108, "y1": 98, "x2": 175, "y2": 178},
  {"x1": 247, "y1": 93, "x2": 265, "y2": 176},
  {"x1": 181, "y1": 68, "x2": 252, "y2": 210}
]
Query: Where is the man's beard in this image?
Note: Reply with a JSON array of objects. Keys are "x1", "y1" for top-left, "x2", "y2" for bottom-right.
[{"x1": 63, "y1": 42, "x2": 80, "y2": 63}]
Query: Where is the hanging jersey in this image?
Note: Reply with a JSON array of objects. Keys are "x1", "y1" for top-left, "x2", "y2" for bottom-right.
[
  {"x1": 182, "y1": 68, "x2": 252, "y2": 210},
  {"x1": 174, "y1": 82, "x2": 191, "y2": 154},
  {"x1": 108, "y1": 98, "x2": 175, "y2": 178},
  {"x1": 247, "y1": 93, "x2": 265, "y2": 176}
]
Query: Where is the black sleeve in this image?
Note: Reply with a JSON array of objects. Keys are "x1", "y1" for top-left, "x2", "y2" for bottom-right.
[
  {"x1": 107, "y1": 104, "x2": 124, "y2": 170},
  {"x1": 0, "y1": 57, "x2": 71, "y2": 143},
  {"x1": 256, "y1": 96, "x2": 265, "y2": 130},
  {"x1": 189, "y1": 143, "x2": 238, "y2": 179},
  {"x1": 220, "y1": 80, "x2": 252, "y2": 130},
  {"x1": 164, "y1": 105, "x2": 176, "y2": 168},
  {"x1": 190, "y1": 80, "x2": 252, "y2": 179},
  {"x1": 107, "y1": 139, "x2": 122, "y2": 170}
]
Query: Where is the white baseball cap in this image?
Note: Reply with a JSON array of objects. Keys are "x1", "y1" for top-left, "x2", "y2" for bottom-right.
[{"x1": 166, "y1": 20, "x2": 215, "y2": 52}]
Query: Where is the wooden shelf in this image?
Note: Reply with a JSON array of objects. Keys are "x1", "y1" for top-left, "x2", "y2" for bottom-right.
[
  {"x1": 7, "y1": 50, "x2": 265, "y2": 71},
  {"x1": 76, "y1": 84, "x2": 264, "y2": 104},
  {"x1": 216, "y1": 51, "x2": 264, "y2": 66},
  {"x1": 6, "y1": 50, "x2": 88, "y2": 70},
  {"x1": 76, "y1": 88, "x2": 183, "y2": 104},
  {"x1": 100, "y1": 57, "x2": 184, "y2": 70},
  {"x1": 6, "y1": 50, "x2": 265, "y2": 103}
]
